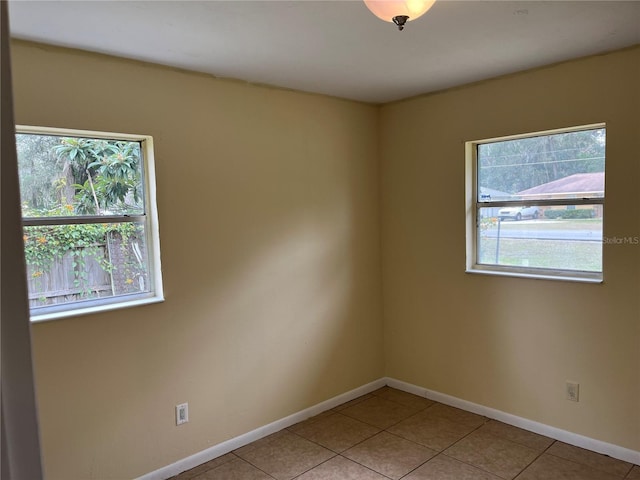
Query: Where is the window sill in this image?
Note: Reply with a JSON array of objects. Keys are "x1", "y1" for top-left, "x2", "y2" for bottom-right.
[
  {"x1": 29, "y1": 294, "x2": 165, "y2": 323},
  {"x1": 466, "y1": 266, "x2": 603, "y2": 284}
]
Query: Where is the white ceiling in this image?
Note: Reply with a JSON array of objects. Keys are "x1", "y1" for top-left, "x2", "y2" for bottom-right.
[{"x1": 7, "y1": 0, "x2": 640, "y2": 103}]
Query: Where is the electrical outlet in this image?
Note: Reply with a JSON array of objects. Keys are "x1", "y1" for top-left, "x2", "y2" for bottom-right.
[
  {"x1": 566, "y1": 381, "x2": 579, "y2": 402},
  {"x1": 176, "y1": 403, "x2": 189, "y2": 425}
]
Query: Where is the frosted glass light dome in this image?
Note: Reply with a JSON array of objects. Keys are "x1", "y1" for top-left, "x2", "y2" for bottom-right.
[{"x1": 364, "y1": 0, "x2": 436, "y2": 29}]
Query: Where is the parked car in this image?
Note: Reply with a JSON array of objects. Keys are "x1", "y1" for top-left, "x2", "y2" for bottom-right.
[{"x1": 498, "y1": 206, "x2": 539, "y2": 221}]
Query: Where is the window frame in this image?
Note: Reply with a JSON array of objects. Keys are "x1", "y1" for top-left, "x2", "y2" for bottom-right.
[
  {"x1": 17, "y1": 125, "x2": 164, "y2": 322},
  {"x1": 465, "y1": 124, "x2": 605, "y2": 283}
]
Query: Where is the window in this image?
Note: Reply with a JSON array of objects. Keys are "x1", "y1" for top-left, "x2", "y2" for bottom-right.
[
  {"x1": 16, "y1": 126, "x2": 163, "y2": 321},
  {"x1": 466, "y1": 125, "x2": 605, "y2": 282}
]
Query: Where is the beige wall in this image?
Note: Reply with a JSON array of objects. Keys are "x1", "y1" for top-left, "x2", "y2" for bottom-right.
[
  {"x1": 10, "y1": 40, "x2": 640, "y2": 480},
  {"x1": 10, "y1": 41, "x2": 384, "y2": 480},
  {"x1": 380, "y1": 47, "x2": 639, "y2": 451}
]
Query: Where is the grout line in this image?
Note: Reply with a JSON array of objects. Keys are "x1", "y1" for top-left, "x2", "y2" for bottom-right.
[
  {"x1": 395, "y1": 452, "x2": 441, "y2": 480},
  {"x1": 543, "y1": 449, "x2": 634, "y2": 479},
  {"x1": 512, "y1": 441, "x2": 557, "y2": 480},
  {"x1": 288, "y1": 391, "x2": 449, "y2": 479},
  {"x1": 337, "y1": 454, "x2": 395, "y2": 480},
  {"x1": 231, "y1": 450, "x2": 283, "y2": 479},
  {"x1": 624, "y1": 466, "x2": 640, "y2": 479},
  {"x1": 428, "y1": 416, "x2": 503, "y2": 479},
  {"x1": 289, "y1": 454, "x2": 339, "y2": 480}
]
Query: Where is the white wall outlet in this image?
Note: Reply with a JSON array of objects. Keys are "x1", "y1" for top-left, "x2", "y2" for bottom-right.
[
  {"x1": 566, "y1": 381, "x2": 579, "y2": 402},
  {"x1": 176, "y1": 403, "x2": 189, "y2": 425}
]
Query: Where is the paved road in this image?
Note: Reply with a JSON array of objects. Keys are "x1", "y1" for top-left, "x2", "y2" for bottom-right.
[{"x1": 483, "y1": 226, "x2": 602, "y2": 241}]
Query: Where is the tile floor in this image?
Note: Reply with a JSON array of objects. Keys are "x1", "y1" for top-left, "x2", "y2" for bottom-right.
[{"x1": 170, "y1": 387, "x2": 640, "y2": 480}]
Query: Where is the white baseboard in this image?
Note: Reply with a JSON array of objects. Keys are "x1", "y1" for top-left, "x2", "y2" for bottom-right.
[
  {"x1": 385, "y1": 377, "x2": 640, "y2": 465},
  {"x1": 136, "y1": 378, "x2": 386, "y2": 480},
  {"x1": 139, "y1": 376, "x2": 639, "y2": 479}
]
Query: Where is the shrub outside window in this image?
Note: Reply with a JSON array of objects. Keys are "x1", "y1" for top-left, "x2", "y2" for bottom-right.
[
  {"x1": 17, "y1": 126, "x2": 163, "y2": 321},
  {"x1": 466, "y1": 125, "x2": 605, "y2": 282}
]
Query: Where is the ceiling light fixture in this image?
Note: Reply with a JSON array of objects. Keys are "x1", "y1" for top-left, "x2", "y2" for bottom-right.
[{"x1": 364, "y1": 0, "x2": 436, "y2": 31}]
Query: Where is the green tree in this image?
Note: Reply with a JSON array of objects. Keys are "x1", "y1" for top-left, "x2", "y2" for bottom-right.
[
  {"x1": 478, "y1": 128, "x2": 605, "y2": 195},
  {"x1": 53, "y1": 138, "x2": 143, "y2": 214},
  {"x1": 16, "y1": 134, "x2": 66, "y2": 211}
]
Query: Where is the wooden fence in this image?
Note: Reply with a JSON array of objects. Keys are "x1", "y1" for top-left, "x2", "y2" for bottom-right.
[{"x1": 26, "y1": 233, "x2": 147, "y2": 308}]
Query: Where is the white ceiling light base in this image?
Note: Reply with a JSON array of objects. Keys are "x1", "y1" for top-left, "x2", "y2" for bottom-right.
[{"x1": 364, "y1": 0, "x2": 436, "y2": 30}]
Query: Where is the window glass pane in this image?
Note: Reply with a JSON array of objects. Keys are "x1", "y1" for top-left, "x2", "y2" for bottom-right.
[
  {"x1": 23, "y1": 222, "x2": 150, "y2": 310},
  {"x1": 16, "y1": 133, "x2": 144, "y2": 217},
  {"x1": 477, "y1": 205, "x2": 602, "y2": 272},
  {"x1": 477, "y1": 129, "x2": 605, "y2": 203}
]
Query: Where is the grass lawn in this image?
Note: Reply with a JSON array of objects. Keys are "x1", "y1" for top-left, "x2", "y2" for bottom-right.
[
  {"x1": 478, "y1": 219, "x2": 602, "y2": 272},
  {"x1": 478, "y1": 237, "x2": 602, "y2": 272}
]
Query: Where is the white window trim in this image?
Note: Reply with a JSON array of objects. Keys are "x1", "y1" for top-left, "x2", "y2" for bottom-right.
[
  {"x1": 465, "y1": 124, "x2": 605, "y2": 283},
  {"x1": 17, "y1": 125, "x2": 164, "y2": 322}
]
